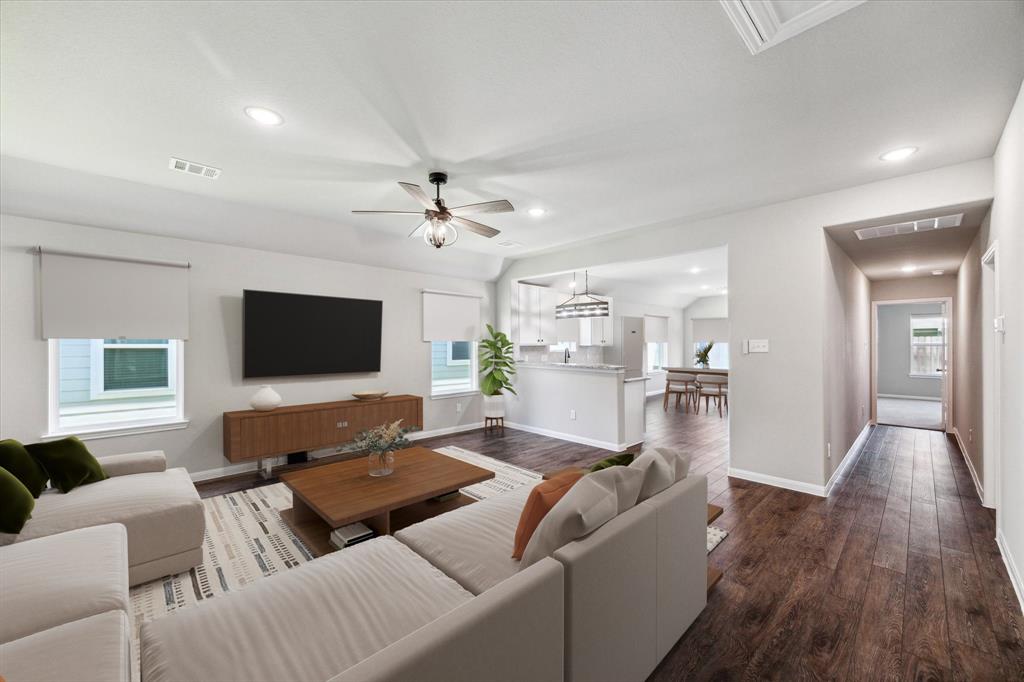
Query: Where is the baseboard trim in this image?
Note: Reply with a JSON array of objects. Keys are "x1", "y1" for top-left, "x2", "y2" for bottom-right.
[
  {"x1": 996, "y1": 529, "x2": 1024, "y2": 616},
  {"x1": 727, "y1": 467, "x2": 825, "y2": 497},
  {"x1": 408, "y1": 422, "x2": 485, "y2": 441},
  {"x1": 503, "y1": 421, "x2": 630, "y2": 452},
  {"x1": 191, "y1": 460, "x2": 262, "y2": 482},
  {"x1": 952, "y1": 427, "x2": 987, "y2": 506},
  {"x1": 877, "y1": 394, "x2": 942, "y2": 402},
  {"x1": 824, "y1": 422, "x2": 872, "y2": 497}
]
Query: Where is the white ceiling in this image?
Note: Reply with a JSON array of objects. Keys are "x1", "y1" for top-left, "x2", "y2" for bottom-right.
[
  {"x1": 1, "y1": 1, "x2": 1022, "y2": 269},
  {"x1": 522, "y1": 246, "x2": 728, "y2": 308}
]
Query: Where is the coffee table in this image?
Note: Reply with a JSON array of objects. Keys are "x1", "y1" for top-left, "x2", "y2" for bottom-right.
[{"x1": 279, "y1": 446, "x2": 494, "y2": 557}]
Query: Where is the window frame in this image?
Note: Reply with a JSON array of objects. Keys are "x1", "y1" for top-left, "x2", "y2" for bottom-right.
[
  {"x1": 445, "y1": 341, "x2": 472, "y2": 367},
  {"x1": 646, "y1": 341, "x2": 669, "y2": 372},
  {"x1": 88, "y1": 339, "x2": 178, "y2": 400},
  {"x1": 908, "y1": 314, "x2": 946, "y2": 379},
  {"x1": 48, "y1": 339, "x2": 187, "y2": 439},
  {"x1": 430, "y1": 340, "x2": 479, "y2": 398}
]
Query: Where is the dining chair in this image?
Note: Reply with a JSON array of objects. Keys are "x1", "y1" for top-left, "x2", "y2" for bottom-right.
[
  {"x1": 696, "y1": 374, "x2": 728, "y2": 417},
  {"x1": 664, "y1": 372, "x2": 699, "y2": 412}
]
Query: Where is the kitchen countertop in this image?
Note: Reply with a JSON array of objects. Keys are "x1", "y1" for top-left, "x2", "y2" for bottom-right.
[{"x1": 517, "y1": 361, "x2": 626, "y2": 373}]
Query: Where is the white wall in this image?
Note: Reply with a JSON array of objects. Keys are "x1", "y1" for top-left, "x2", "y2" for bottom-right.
[
  {"x1": 989, "y1": 80, "x2": 1024, "y2": 608},
  {"x1": 822, "y1": 234, "x2": 871, "y2": 485},
  {"x1": 681, "y1": 295, "x2": 728, "y2": 364},
  {"x1": 0, "y1": 215, "x2": 494, "y2": 477},
  {"x1": 876, "y1": 303, "x2": 944, "y2": 399},
  {"x1": 954, "y1": 211, "x2": 988, "y2": 492},
  {"x1": 497, "y1": 159, "x2": 993, "y2": 492}
]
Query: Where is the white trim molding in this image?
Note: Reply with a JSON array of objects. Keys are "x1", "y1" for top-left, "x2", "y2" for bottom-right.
[
  {"x1": 996, "y1": 529, "x2": 1024, "y2": 616},
  {"x1": 727, "y1": 467, "x2": 825, "y2": 497},
  {"x1": 824, "y1": 423, "x2": 872, "y2": 496},
  {"x1": 952, "y1": 428, "x2": 987, "y2": 507},
  {"x1": 407, "y1": 422, "x2": 485, "y2": 441},
  {"x1": 503, "y1": 421, "x2": 635, "y2": 452},
  {"x1": 877, "y1": 394, "x2": 942, "y2": 402}
]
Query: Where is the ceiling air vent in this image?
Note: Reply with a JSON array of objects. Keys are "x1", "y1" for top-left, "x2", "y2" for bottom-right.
[
  {"x1": 498, "y1": 240, "x2": 524, "y2": 248},
  {"x1": 854, "y1": 213, "x2": 963, "y2": 241},
  {"x1": 168, "y1": 157, "x2": 221, "y2": 179}
]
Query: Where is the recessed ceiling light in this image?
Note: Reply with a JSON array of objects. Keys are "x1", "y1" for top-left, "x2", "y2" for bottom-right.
[
  {"x1": 931, "y1": 270, "x2": 944, "y2": 276},
  {"x1": 568, "y1": 280, "x2": 577, "y2": 289},
  {"x1": 689, "y1": 267, "x2": 702, "y2": 274},
  {"x1": 700, "y1": 284, "x2": 710, "y2": 290},
  {"x1": 901, "y1": 265, "x2": 917, "y2": 273},
  {"x1": 721, "y1": 288, "x2": 728, "y2": 295},
  {"x1": 880, "y1": 146, "x2": 917, "y2": 162},
  {"x1": 244, "y1": 106, "x2": 284, "y2": 126},
  {"x1": 528, "y1": 208, "x2": 546, "y2": 217}
]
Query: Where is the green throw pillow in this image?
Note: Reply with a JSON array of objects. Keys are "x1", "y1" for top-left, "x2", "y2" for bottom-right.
[
  {"x1": 0, "y1": 466, "x2": 35, "y2": 534},
  {"x1": 0, "y1": 439, "x2": 50, "y2": 497},
  {"x1": 589, "y1": 452, "x2": 636, "y2": 473},
  {"x1": 26, "y1": 437, "x2": 107, "y2": 494}
]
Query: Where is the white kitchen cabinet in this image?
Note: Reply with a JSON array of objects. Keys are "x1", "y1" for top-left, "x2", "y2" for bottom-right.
[
  {"x1": 517, "y1": 283, "x2": 560, "y2": 346},
  {"x1": 578, "y1": 299, "x2": 614, "y2": 346}
]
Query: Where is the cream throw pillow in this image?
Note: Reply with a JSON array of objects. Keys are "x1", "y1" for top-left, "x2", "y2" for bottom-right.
[
  {"x1": 520, "y1": 465, "x2": 643, "y2": 568},
  {"x1": 630, "y1": 447, "x2": 691, "y2": 501}
]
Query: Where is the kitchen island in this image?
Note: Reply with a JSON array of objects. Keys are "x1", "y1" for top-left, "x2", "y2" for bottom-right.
[{"x1": 504, "y1": 362, "x2": 647, "y2": 451}]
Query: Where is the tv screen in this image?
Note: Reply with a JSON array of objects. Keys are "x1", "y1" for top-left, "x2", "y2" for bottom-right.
[{"x1": 243, "y1": 290, "x2": 382, "y2": 378}]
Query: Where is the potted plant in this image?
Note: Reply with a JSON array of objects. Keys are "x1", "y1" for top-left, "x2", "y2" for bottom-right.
[
  {"x1": 694, "y1": 341, "x2": 714, "y2": 369},
  {"x1": 479, "y1": 323, "x2": 516, "y2": 418},
  {"x1": 354, "y1": 419, "x2": 411, "y2": 477}
]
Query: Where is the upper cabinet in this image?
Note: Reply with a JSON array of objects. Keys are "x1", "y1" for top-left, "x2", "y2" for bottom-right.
[
  {"x1": 518, "y1": 283, "x2": 560, "y2": 346},
  {"x1": 578, "y1": 302, "x2": 614, "y2": 347}
]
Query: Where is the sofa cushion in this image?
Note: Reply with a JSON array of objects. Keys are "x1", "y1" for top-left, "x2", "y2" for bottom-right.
[
  {"x1": 395, "y1": 485, "x2": 532, "y2": 595},
  {"x1": 521, "y1": 465, "x2": 643, "y2": 568},
  {"x1": 0, "y1": 610, "x2": 131, "y2": 682},
  {"x1": 141, "y1": 536, "x2": 474, "y2": 682},
  {"x1": 0, "y1": 523, "x2": 129, "y2": 644},
  {"x1": 26, "y1": 436, "x2": 108, "y2": 493},
  {"x1": 512, "y1": 471, "x2": 582, "y2": 560},
  {"x1": 0, "y1": 468, "x2": 203, "y2": 570},
  {"x1": 0, "y1": 466, "x2": 34, "y2": 534},
  {"x1": 630, "y1": 447, "x2": 691, "y2": 501},
  {"x1": 0, "y1": 439, "x2": 49, "y2": 497}
]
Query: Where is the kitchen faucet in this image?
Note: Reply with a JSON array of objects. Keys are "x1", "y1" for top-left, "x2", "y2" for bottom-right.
[{"x1": 564, "y1": 347, "x2": 571, "y2": 363}]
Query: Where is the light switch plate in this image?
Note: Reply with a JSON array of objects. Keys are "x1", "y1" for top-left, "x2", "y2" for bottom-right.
[{"x1": 749, "y1": 339, "x2": 770, "y2": 353}]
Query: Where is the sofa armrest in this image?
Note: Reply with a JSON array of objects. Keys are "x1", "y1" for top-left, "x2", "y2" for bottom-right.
[
  {"x1": 329, "y1": 557, "x2": 564, "y2": 682},
  {"x1": 97, "y1": 451, "x2": 167, "y2": 477}
]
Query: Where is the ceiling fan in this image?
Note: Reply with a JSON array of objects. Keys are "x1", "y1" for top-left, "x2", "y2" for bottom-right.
[{"x1": 353, "y1": 171, "x2": 513, "y2": 248}]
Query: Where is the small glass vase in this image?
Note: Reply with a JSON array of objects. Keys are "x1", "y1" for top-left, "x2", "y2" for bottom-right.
[{"x1": 368, "y1": 450, "x2": 395, "y2": 477}]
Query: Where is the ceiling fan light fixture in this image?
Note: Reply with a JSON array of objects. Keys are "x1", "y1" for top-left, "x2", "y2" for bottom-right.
[{"x1": 424, "y1": 217, "x2": 458, "y2": 249}]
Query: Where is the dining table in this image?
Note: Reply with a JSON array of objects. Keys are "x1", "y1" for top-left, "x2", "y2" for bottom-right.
[{"x1": 662, "y1": 367, "x2": 729, "y2": 377}]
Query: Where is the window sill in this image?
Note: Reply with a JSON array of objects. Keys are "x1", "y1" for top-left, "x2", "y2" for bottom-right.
[
  {"x1": 430, "y1": 391, "x2": 479, "y2": 401},
  {"x1": 43, "y1": 419, "x2": 190, "y2": 442},
  {"x1": 908, "y1": 374, "x2": 942, "y2": 379}
]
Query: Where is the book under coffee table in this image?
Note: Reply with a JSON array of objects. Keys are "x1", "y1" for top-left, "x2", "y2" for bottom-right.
[{"x1": 279, "y1": 446, "x2": 494, "y2": 557}]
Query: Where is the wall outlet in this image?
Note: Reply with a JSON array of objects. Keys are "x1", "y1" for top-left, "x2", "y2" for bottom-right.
[
  {"x1": 570, "y1": 409, "x2": 577, "y2": 420},
  {"x1": 860, "y1": 404, "x2": 865, "y2": 419},
  {"x1": 827, "y1": 442, "x2": 832, "y2": 460},
  {"x1": 748, "y1": 339, "x2": 770, "y2": 353},
  {"x1": 969, "y1": 428, "x2": 973, "y2": 442},
  {"x1": 456, "y1": 401, "x2": 463, "y2": 414}
]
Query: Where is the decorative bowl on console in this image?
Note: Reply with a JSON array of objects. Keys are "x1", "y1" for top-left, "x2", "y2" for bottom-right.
[{"x1": 352, "y1": 391, "x2": 388, "y2": 401}]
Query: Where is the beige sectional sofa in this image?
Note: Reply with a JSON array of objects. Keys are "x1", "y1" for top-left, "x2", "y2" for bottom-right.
[
  {"x1": 0, "y1": 450, "x2": 205, "y2": 585},
  {"x1": 139, "y1": 462, "x2": 708, "y2": 682},
  {"x1": 0, "y1": 524, "x2": 133, "y2": 682}
]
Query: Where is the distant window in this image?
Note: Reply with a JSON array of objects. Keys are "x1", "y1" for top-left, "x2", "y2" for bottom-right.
[
  {"x1": 646, "y1": 342, "x2": 668, "y2": 371},
  {"x1": 50, "y1": 338, "x2": 183, "y2": 435},
  {"x1": 910, "y1": 315, "x2": 945, "y2": 377},
  {"x1": 694, "y1": 341, "x2": 729, "y2": 369},
  {"x1": 431, "y1": 341, "x2": 478, "y2": 396},
  {"x1": 547, "y1": 341, "x2": 577, "y2": 353}
]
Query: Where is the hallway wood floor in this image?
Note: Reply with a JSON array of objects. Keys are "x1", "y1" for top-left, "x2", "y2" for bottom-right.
[{"x1": 197, "y1": 399, "x2": 1023, "y2": 680}]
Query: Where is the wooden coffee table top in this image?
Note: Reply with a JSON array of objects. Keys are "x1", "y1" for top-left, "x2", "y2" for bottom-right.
[{"x1": 280, "y1": 446, "x2": 494, "y2": 528}]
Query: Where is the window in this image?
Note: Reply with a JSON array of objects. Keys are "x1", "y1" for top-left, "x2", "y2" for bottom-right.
[
  {"x1": 431, "y1": 341, "x2": 478, "y2": 396},
  {"x1": 910, "y1": 315, "x2": 945, "y2": 377},
  {"x1": 547, "y1": 341, "x2": 577, "y2": 353},
  {"x1": 50, "y1": 338, "x2": 184, "y2": 436},
  {"x1": 693, "y1": 341, "x2": 730, "y2": 369},
  {"x1": 646, "y1": 342, "x2": 668, "y2": 371}
]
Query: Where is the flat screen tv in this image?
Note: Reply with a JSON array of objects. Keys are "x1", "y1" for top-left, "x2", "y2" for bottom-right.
[{"x1": 243, "y1": 289, "x2": 382, "y2": 378}]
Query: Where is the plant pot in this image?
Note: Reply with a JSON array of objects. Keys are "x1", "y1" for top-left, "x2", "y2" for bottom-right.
[
  {"x1": 250, "y1": 385, "x2": 282, "y2": 411},
  {"x1": 483, "y1": 394, "x2": 505, "y2": 419},
  {"x1": 368, "y1": 450, "x2": 395, "y2": 477}
]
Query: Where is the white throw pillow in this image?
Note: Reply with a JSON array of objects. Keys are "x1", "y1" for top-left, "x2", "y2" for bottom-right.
[
  {"x1": 520, "y1": 466, "x2": 643, "y2": 568},
  {"x1": 630, "y1": 447, "x2": 691, "y2": 501}
]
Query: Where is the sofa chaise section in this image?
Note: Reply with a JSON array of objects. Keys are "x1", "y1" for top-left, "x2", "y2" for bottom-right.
[
  {"x1": 1, "y1": 450, "x2": 204, "y2": 585},
  {"x1": 0, "y1": 610, "x2": 132, "y2": 682}
]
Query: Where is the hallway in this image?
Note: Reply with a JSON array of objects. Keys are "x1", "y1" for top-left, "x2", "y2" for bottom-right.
[{"x1": 877, "y1": 397, "x2": 944, "y2": 430}]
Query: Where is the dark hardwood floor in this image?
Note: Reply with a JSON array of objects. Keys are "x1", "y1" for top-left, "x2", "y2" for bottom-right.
[{"x1": 197, "y1": 397, "x2": 1023, "y2": 681}]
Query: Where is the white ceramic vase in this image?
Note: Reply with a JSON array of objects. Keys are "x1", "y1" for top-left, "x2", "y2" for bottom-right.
[
  {"x1": 483, "y1": 394, "x2": 505, "y2": 418},
  {"x1": 250, "y1": 385, "x2": 282, "y2": 411}
]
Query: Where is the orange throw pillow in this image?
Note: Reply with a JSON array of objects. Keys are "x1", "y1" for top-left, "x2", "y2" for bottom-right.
[{"x1": 512, "y1": 470, "x2": 584, "y2": 560}]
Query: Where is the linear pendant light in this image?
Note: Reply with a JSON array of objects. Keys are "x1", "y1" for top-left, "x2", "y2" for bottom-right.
[{"x1": 555, "y1": 271, "x2": 610, "y2": 319}]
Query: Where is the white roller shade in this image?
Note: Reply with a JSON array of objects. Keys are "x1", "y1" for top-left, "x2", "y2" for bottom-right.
[
  {"x1": 692, "y1": 317, "x2": 729, "y2": 343},
  {"x1": 644, "y1": 315, "x2": 669, "y2": 343},
  {"x1": 40, "y1": 249, "x2": 190, "y2": 339},
  {"x1": 422, "y1": 290, "x2": 482, "y2": 341}
]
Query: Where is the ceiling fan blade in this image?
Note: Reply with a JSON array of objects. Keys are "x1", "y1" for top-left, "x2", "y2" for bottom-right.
[
  {"x1": 408, "y1": 221, "x2": 429, "y2": 238},
  {"x1": 449, "y1": 199, "x2": 514, "y2": 216},
  {"x1": 352, "y1": 210, "x2": 425, "y2": 215},
  {"x1": 451, "y1": 216, "x2": 500, "y2": 238},
  {"x1": 398, "y1": 182, "x2": 439, "y2": 211}
]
